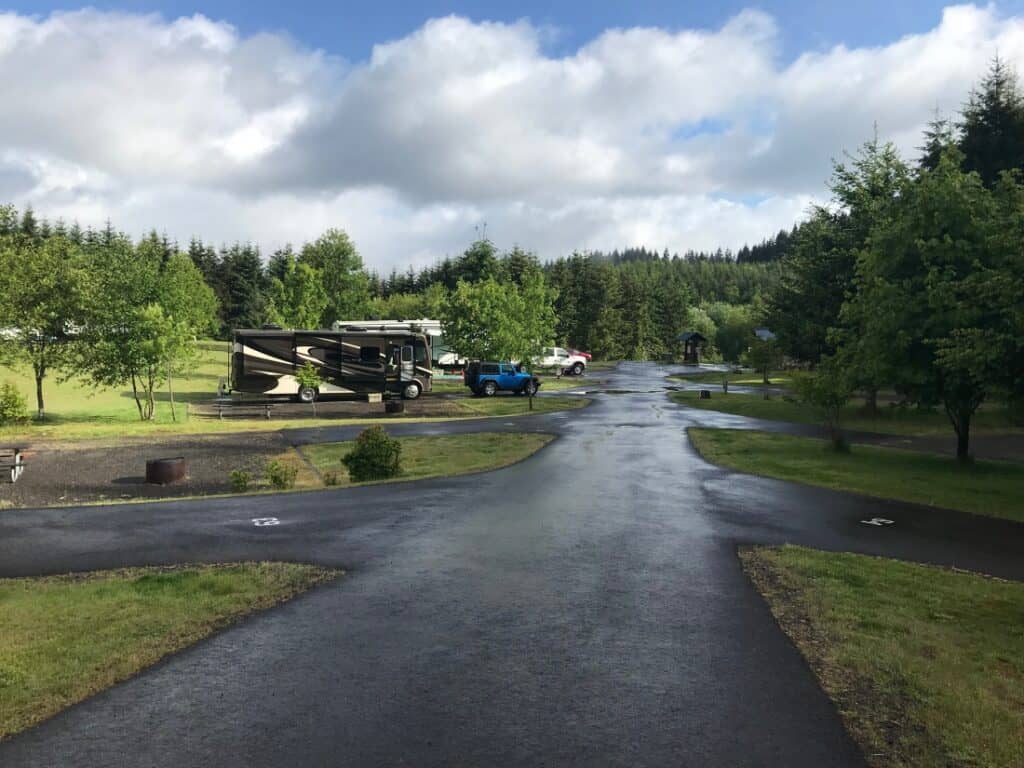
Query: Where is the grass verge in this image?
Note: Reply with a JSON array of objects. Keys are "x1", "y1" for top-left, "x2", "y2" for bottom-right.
[
  {"x1": 302, "y1": 432, "x2": 554, "y2": 487},
  {"x1": 670, "y1": 390, "x2": 1018, "y2": 437},
  {"x1": 455, "y1": 395, "x2": 588, "y2": 417},
  {"x1": 0, "y1": 562, "x2": 338, "y2": 740},
  {"x1": 688, "y1": 428, "x2": 1024, "y2": 522},
  {"x1": 430, "y1": 376, "x2": 584, "y2": 395},
  {"x1": 741, "y1": 545, "x2": 1024, "y2": 768},
  {"x1": 670, "y1": 369, "x2": 792, "y2": 387}
]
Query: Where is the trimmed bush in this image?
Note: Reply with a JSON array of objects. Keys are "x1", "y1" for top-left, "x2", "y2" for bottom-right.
[
  {"x1": 0, "y1": 382, "x2": 29, "y2": 426},
  {"x1": 229, "y1": 469, "x2": 251, "y2": 492},
  {"x1": 342, "y1": 426, "x2": 402, "y2": 482},
  {"x1": 264, "y1": 460, "x2": 298, "y2": 490}
]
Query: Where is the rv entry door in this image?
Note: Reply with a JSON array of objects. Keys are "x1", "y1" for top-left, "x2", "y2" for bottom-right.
[{"x1": 401, "y1": 345, "x2": 414, "y2": 382}]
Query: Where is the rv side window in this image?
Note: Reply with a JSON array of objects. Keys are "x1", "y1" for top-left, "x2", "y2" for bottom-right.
[
  {"x1": 360, "y1": 346, "x2": 380, "y2": 363},
  {"x1": 401, "y1": 346, "x2": 413, "y2": 363}
]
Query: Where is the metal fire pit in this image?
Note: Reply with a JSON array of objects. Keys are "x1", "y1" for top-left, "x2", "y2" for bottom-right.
[{"x1": 146, "y1": 457, "x2": 187, "y2": 485}]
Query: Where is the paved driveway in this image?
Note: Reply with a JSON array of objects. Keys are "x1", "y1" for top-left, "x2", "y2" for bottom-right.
[{"x1": 1, "y1": 363, "x2": 1021, "y2": 767}]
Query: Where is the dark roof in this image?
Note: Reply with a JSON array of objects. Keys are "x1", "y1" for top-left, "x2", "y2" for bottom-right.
[{"x1": 678, "y1": 331, "x2": 707, "y2": 342}]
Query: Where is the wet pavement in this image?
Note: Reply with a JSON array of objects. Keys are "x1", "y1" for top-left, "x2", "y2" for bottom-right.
[{"x1": 1, "y1": 362, "x2": 1022, "y2": 767}]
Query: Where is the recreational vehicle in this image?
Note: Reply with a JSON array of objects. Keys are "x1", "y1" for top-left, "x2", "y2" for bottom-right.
[
  {"x1": 229, "y1": 328, "x2": 432, "y2": 401},
  {"x1": 332, "y1": 319, "x2": 466, "y2": 371}
]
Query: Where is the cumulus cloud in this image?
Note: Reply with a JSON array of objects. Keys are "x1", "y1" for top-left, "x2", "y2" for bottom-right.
[{"x1": 0, "y1": 5, "x2": 1022, "y2": 268}]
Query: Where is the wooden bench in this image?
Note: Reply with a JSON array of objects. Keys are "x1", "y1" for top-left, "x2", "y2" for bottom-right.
[
  {"x1": 0, "y1": 448, "x2": 25, "y2": 484},
  {"x1": 191, "y1": 402, "x2": 274, "y2": 420}
]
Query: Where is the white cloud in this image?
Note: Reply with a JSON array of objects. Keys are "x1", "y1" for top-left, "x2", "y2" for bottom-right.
[{"x1": 0, "y1": 5, "x2": 1021, "y2": 269}]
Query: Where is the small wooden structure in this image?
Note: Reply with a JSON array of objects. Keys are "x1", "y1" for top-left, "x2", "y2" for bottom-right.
[{"x1": 678, "y1": 331, "x2": 707, "y2": 364}]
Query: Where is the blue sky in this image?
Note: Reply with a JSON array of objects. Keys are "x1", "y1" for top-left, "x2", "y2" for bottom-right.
[
  {"x1": 9, "y1": 0, "x2": 1024, "y2": 62},
  {"x1": 2, "y1": 3, "x2": 1024, "y2": 266}
]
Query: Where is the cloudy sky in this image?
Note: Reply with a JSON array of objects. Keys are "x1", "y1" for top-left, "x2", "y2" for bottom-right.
[{"x1": 2, "y1": 2, "x2": 1024, "y2": 270}]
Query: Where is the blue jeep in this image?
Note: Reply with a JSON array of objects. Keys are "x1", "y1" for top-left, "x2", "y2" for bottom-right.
[{"x1": 464, "y1": 361, "x2": 540, "y2": 397}]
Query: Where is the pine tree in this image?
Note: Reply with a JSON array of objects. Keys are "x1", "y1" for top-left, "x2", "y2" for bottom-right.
[{"x1": 959, "y1": 56, "x2": 1024, "y2": 186}]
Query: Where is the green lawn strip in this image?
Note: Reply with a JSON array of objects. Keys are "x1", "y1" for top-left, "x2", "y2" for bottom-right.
[
  {"x1": 454, "y1": 395, "x2": 588, "y2": 417},
  {"x1": 0, "y1": 562, "x2": 338, "y2": 740},
  {"x1": 741, "y1": 545, "x2": 1024, "y2": 768},
  {"x1": 688, "y1": 428, "x2": 1024, "y2": 522},
  {"x1": 669, "y1": 369, "x2": 792, "y2": 387},
  {"x1": 670, "y1": 389, "x2": 1018, "y2": 437},
  {"x1": 301, "y1": 432, "x2": 554, "y2": 487}
]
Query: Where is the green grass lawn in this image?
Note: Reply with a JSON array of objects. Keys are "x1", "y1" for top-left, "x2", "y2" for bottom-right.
[
  {"x1": 671, "y1": 389, "x2": 1018, "y2": 437},
  {"x1": 0, "y1": 342, "x2": 588, "y2": 442},
  {"x1": 689, "y1": 428, "x2": 1024, "y2": 522},
  {"x1": 455, "y1": 394, "x2": 588, "y2": 417},
  {"x1": 0, "y1": 562, "x2": 337, "y2": 740},
  {"x1": 670, "y1": 369, "x2": 793, "y2": 387},
  {"x1": 742, "y1": 545, "x2": 1024, "y2": 768},
  {"x1": 302, "y1": 432, "x2": 554, "y2": 487}
]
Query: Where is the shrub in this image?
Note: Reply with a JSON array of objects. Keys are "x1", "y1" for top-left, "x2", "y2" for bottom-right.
[
  {"x1": 322, "y1": 471, "x2": 339, "y2": 486},
  {"x1": 794, "y1": 358, "x2": 852, "y2": 452},
  {"x1": 342, "y1": 426, "x2": 402, "y2": 482},
  {"x1": 229, "y1": 469, "x2": 251, "y2": 492},
  {"x1": 0, "y1": 382, "x2": 29, "y2": 426},
  {"x1": 264, "y1": 459, "x2": 298, "y2": 490}
]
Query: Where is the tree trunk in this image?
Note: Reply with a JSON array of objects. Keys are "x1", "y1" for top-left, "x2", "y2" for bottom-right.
[
  {"x1": 131, "y1": 374, "x2": 145, "y2": 420},
  {"x1": 33, "y1": 362, "x2": 46, "y2": 421},
  {"x1": 762, "y1": 366, "x2": 769, "y2": 385},
  {"x1": 167, "y1": 364, "x2": 177, "y2": 423},
  {"x1": 955, "y1": 409, "x2": 971, "y2": 462},
  {"x1": 863, "y1": 388, "x2": 879, "y2": 416}
]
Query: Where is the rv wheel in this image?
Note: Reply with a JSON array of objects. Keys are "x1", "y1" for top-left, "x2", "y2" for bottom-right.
[
  {"x1": 297, "y1": 386, "x2": 317, "y2": 403},
  {"x1": 402, "y1": 382, "x2": 422, "y2": 400}
]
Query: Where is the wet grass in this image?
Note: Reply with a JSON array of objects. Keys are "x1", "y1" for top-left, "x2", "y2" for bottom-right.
[
  {"x1": 688, "y1": 428, "x2": 1024, "y2": 522},
  {"x1": 670, "y1": 389, "x2": 1018, "y2": 437},
  {"x1": 429, "y1": 376, "x2": 583, "y2": 395},
  {"x1": 456, "y1": 395, "x2": 588, "y2": 417},
  {"x1": 741, "y1": 545, "x2": 1024, "y2": 768},
  {"x1": 302, "y1": 432, "x2": 554, "y2": 487},
  {"x1": 669, "y1": 369, "x2": 792, "y2": 387},
  {"x1": 0, "y1": 562, "x2": 338, "y2": 740}
]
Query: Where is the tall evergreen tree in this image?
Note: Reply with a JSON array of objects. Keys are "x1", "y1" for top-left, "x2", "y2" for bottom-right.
[{"x1": 959, "y1": 56, "x2": 1024, "y2": 186}]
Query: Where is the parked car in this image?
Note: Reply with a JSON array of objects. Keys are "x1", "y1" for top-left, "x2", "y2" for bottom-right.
[
  {"x1": 569, "y1": 348, "x2": 592, "y2": 362},
  {"x1": 537, "y1": 346, "x2": 588, "y2": 376},
  {"x1": 464, "y1": 361, "x2": 540, "y2": 396}
]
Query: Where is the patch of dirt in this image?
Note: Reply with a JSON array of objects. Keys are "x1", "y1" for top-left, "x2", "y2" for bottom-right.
[
  {"x1": 0, "y1": 433, "x2": 299, "y2": 509},
  {"x1": 738, "y1": 546, "x2": 936, "y2": 768}
]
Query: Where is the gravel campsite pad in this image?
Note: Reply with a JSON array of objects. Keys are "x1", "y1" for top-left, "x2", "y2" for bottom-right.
[{"x1": 0, "y1": 432, "x2": 297, "y2": 508}]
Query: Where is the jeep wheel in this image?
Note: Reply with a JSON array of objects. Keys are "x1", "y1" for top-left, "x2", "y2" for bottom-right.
[
  {"x1": 482, "y1": 381, "x2": 498, "y2": 397},
  {"x1": 571, "y1": 362, "x2": 585, "y2": 376},
  {"x1": 402, "y1": 381, "x2": 422, "y2": 400},
  {"x1": 525, "y1": 380, "x2": 539, "y2": 396}
]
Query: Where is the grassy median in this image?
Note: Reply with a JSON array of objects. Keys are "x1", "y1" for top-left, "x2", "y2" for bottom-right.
[
  {"x1": 0, "y1": 562, "x2": 338, "y2": 740},
  {"x1": 689, "y1": 428, "x2": 1024, "y2": 522},
  {"x1": 742, "y1": 545, "x2": 1024, "y2": 768},
  {"x1": 302, "y1": 432, "x2": 554, "y2": 487},
  {"x1": 670, "y1": 390, "x2": 1018, "y2": 437}
]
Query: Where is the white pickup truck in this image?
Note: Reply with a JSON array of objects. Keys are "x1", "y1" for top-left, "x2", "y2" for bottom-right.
[{"x1": 536, "y1": 346, "x2": 588, "y2": 376}]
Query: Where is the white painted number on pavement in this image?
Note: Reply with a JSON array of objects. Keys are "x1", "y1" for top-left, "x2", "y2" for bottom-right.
[
  {"x1": 860, "y1": 517, "x2": 894, "y2": 527},
  {"x1": 252, "y1": 517, "x2": 280, "y2": 527}
]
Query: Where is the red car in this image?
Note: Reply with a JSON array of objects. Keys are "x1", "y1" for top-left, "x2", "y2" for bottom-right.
[{"x1": 569, "y1": 348, "x2": 592, "y2": 361}]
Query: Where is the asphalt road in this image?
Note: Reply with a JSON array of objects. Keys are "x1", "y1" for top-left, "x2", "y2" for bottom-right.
[{"x1": 2, "y1": 362, "x2": 1022, "y2": 767}]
